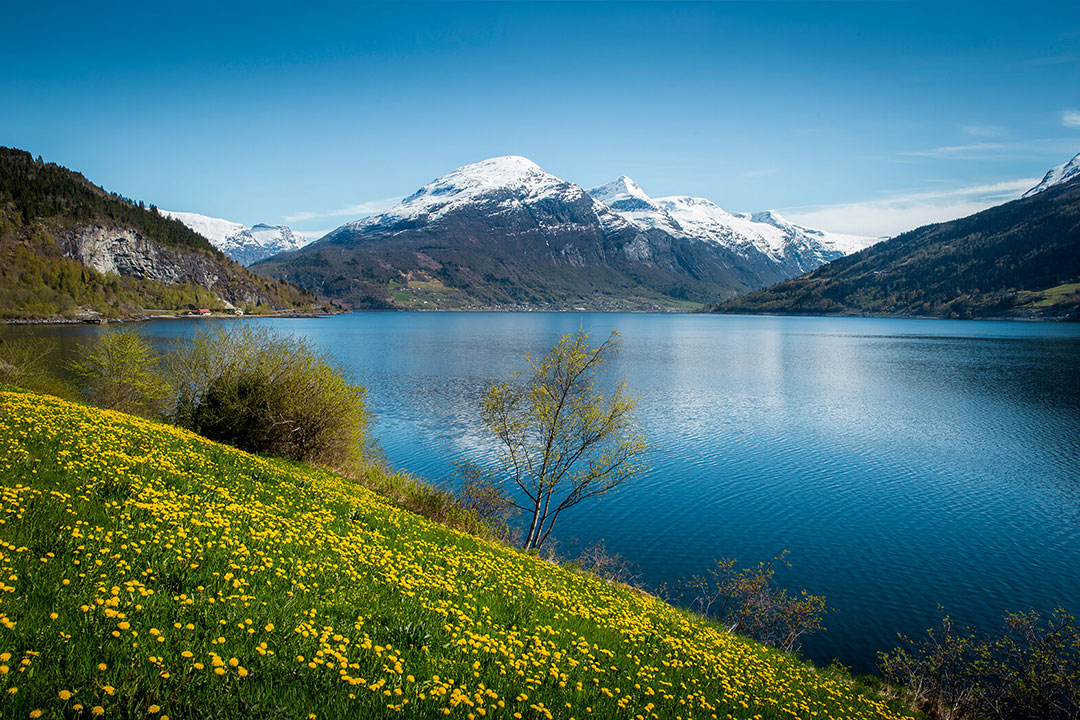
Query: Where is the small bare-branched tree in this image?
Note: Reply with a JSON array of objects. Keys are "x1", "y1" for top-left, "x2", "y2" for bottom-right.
[{"x1": 481, "y1": 329, "x2": 647, "y2": 551}]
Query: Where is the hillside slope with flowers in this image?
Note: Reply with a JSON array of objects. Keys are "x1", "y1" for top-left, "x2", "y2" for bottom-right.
[{"x1": 0, "y1": 390, "x2": 913, "y2": 720}]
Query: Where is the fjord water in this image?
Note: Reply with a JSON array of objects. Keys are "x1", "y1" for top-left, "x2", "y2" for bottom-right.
[{"x1": 13, "y1": 313, "x2": 1080, "y2": 673}]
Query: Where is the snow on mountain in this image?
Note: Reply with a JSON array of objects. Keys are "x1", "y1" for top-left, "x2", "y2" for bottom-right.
[
  {"x1": 1022, "y1": 152, "x2": 1080, "y2": 198},
  {"x1": 588, "y1": 178, "x2": 880, "y2": 272},
  {"x1": 348, "y1": 156, "x2": 588, "y2": 231},
  {"x1": 588, "y1": 177, "x2": 685, "y2": 236},
  {"x1": 159, "y1": 210, "x2": 247, "y2": 247},
  {"x1": 159, "y1": 210, "x2": 310, "y2": 266}
]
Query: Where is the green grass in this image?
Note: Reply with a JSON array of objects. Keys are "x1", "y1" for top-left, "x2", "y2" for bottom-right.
[
  {"x1": 0, "y1": 390, "x2": 914, "y2": 719},
  {"x1": 1010, "y1": 282, "x2": 1080, "y2": 311}
]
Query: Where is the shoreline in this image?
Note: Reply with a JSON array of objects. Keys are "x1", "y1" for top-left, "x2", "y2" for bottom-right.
[
  {"x1": 5, "y1": 307, "x2": 1075, "y2": 325},
  {"x1": 4, "y1": 311, "x2": 335, "y2": 326}
]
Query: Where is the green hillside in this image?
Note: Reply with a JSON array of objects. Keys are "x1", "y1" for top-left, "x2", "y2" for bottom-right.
[
  {"x1": 0, "y1": 148, "x2": 329, "y2": 320},
  {"x1": 711, "y1": 176, "x2": 1080, "y2": 320},
  {"x1": 0, "y1": 389, "x2": 912, "y2": 720}
]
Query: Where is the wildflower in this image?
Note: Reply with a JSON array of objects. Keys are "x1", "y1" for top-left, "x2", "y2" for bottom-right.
[{"x1": 59, "y1": 690, "x2": 73, "y2": 700}]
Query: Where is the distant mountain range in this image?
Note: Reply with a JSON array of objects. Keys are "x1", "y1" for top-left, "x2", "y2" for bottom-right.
[
  {"x1": 253, "y1": 156, "x2": 878, "y2": 310},
  {"x1": 158, "y1": 210, "x2": 312, "y2": 266},
  {"x1": 712, "y1": 152, "x2": 1080, "y2": 320},
  {"x1": 6, "y1": 144, "x2": 1074, "y2": 320},
  {"x1": 0, "y1": 147, "x2": 328, "y2": 320}
]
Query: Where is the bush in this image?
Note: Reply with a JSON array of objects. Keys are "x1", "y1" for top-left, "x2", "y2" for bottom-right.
[
  {"x1": 69, "y1": 329, "x2": 169, "y2": 416},
  {"x1": 450, "y1": 461, "x2": 518, "y2": 542},
  {"x1": 0, "y1": 336, "x2": 73, "y2": 398},
  {"x1": 879, "y1": 608, "x2": 1080, "y2": 720},
  {"x1": 169, "y1": 324, "x2": 368, "y2": 469},
  {"x1": 683, "y1": 551, "x2": 827, "y2": 653}
]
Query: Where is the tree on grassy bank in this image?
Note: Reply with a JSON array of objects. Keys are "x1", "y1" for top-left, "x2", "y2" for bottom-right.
[{"x1": 481, "y1": 330, "x2": 647, "y2": 551}]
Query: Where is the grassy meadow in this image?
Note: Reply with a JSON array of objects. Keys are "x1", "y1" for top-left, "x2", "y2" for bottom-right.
[{"x1": 0, "y1": 389, "x2": 914, "y2": 720}]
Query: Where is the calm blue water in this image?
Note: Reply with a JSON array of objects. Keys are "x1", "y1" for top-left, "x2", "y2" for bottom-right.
[{"x1": 8, "y1": 313, "x2": 1080, "y2": 673}]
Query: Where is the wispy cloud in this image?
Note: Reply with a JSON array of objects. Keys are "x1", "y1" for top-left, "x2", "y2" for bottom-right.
[
  {"x1": 1063, "y1": 110, "x2": 1080, "y2": 128},
  {"x1": 960, "y1": 124, "x2": 1005, "y2": 138},
  {"x1": 783, "y1": 177, "x2": 1038, "y2": 238},
  {"x1": 294, "y1": 228, "x2": 334, "y2": 241},
  {"x1": 284, "y1": 197, "x2": 401, "y2": 223},
  {"x1": 901, "y1": 138, "x2": 1076, "y2": 160}
]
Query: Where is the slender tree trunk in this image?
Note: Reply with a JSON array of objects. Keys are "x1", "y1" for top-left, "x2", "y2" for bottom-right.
[{"x1": 523, "y1": 498, "x2": 542, "y2": 550}]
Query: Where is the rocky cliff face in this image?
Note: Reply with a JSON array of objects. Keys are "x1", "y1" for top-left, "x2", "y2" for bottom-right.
[
  {"x1": 59, "y1": 223, "x2": 298, "y2": 309},
  {"x1": 64, "y1": 225, "x2": 181, "y2": 283}
]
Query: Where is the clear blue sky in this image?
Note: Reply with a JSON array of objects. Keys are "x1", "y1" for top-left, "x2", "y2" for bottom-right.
[{"x1": 2, "y1": 1, "x2": 1078, "y2": 237}]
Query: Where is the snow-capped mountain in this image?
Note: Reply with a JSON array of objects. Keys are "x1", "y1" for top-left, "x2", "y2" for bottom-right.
[
  {"x1": 589, "y1": 177, "x2": 880, "y2": 275},
  {"x1": 257, "y1": 155, "x2": 883, "y2": 310},
  {"x1": 259, "y1": 156, "x2": 789, "y2": 309},
  {"x1": 159, "y1": 210, "x2": 310, "y2": 266},
  {"x1": 1022, "y1": 152, "x2": 1080, "y2": 198}
]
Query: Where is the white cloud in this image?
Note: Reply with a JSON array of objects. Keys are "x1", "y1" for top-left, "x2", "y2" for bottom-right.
[
  {"x1": 783, "y1": 177, "x2": 1039, "y2": 238},
  {"x1": 1063, "y1": 110, "x2": 1080, "y2": 128},
  {"x1": 283, "y1": 197, "x2": 401, "y2": 223}
]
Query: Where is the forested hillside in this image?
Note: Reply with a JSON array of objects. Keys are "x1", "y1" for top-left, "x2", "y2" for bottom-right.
[
  {"x1": 0, "y1": 147, "x2": 329, "y2": 319},
  {"x1": 712, "y1": 175, "x2": 1080, "y2": 319}
]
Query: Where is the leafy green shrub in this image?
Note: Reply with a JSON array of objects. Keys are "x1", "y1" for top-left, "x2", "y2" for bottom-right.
[
  {"x1": 69, "y1": 329, "x2": 170, "y2": 416},
  {"x1": 169, "y1": 324, "x2": 368, "y2": 469}
]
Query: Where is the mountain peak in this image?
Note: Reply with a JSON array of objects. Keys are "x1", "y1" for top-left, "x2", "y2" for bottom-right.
[
  {"x1": 1023, "y1": 151, "x2": 1080, "y2": 198},
  {"x1": 750, "y1": 209, "x2": 790, "y2": 226},
  {"x1": 588, "y1": 176, "x2": 651, "y2": 206},
  {"x1": 433, "y1": 155, "x2": 547, "y2": 186},
  {"x1": 357, "y1": 156, "x2": 585, "y2": 228}
]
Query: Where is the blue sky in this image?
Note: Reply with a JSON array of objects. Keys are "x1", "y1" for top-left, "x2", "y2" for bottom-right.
[{"x1": 2, "y1": 1, "x2": 1078, "y2": 237}]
